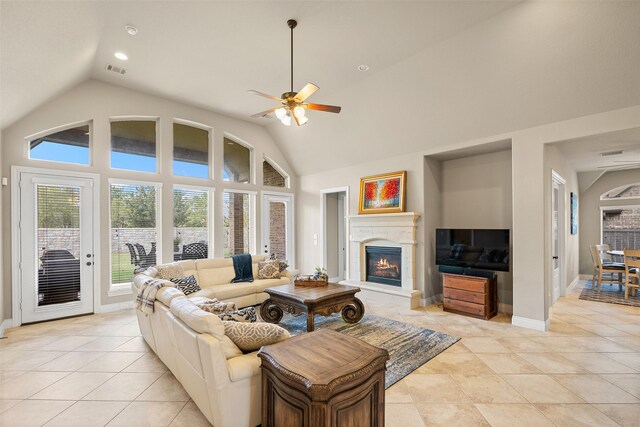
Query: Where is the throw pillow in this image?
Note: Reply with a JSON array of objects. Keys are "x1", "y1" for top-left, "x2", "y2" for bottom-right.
[
  {"x1": 218, "y1": 307, "x2": 257, "y2": 323},
  {"x1": 196, "y1": 298, "x2": 237, "y2": 314},
  {"x1": 269, "y1": 254, "x2": 289, "y2": 273},
  {"x1": 156, "y1": 262, "x2": 185, "y2": 280},
  {"x1": 170, "y1": 275, "x2": 201, "y2": 295},
  {"x1": 222, "y1": 321, "x2": 290, "y2": 352},
  {"x1": 258, "y1": 260, "x2": 281, "y2": 279}
]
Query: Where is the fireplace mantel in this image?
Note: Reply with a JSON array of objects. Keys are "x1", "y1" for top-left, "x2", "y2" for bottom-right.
[{"x1": 340, "y1": 212, "x2": 422, "y2": 308}]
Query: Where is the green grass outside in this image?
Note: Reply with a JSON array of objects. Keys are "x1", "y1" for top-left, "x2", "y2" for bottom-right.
[{"x1": 111, "y1": 252, "x2": 136, "y2": 284}]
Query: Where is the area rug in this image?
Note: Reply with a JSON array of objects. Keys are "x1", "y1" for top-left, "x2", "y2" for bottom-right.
[
  {"x1": 271, "y1": 313, "x2": 460, "y2": 388},
  {"x1": 579, "y1": 282, "x2": 640, "y2": 307}
]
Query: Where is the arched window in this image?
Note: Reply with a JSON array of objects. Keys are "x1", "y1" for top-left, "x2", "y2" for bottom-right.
[
  {"x1": 223, "y1": 137, "x2": 251, "y2": 183},
  {"x1": 29, "y1": 122, "x2": 91, "y2": 165},
  {"x1": 173, "y1": 122, "x2": 210, "y2": 179},
  {"x1": 601, "y1": 183, "x2": 640, "y2": 200}
]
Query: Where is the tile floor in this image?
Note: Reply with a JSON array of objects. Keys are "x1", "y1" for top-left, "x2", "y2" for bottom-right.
[{"x1": 0, "y1": 281, "x2": 638, "y2": 426}]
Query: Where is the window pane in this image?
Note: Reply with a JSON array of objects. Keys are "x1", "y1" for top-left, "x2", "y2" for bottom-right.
[
  {"x1": 37, "y1": 184, "x2": 81, "y2": 306},
  {"x1": 29, "y1": 125, "x2": 90, "y2": 165},
  {"x1": 223, "y1": 191, "x2": 251, "y2": 256},
  {"x1": 111, "y1": 121, "x2": 157, "y2": 172},
  {"x1": 174, "y1": 188, "x2": 209, "y2": 261},
  {"x1": 223, "y1": 138, "x2": 250, "y2": 183},
  {"x1": 173, "y1": 123, "x2": 209, "y2": 178},
  {"x1": 603, "y1": 207, "x2": 640, "y2": 250},
  {"x1": 263, "y1": 160, "x2": 286, "y2": 187},
  {"x1": 111, "y1": 183, "x2": 158, "y2": 285},
  {"x1": 268, "y1": 201, "x2": 287, "y2": 260}
]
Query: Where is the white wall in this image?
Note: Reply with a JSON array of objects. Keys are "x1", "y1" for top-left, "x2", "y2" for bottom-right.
[
  {"x1": 423, "y1": 157, "x2": 442, "y2": 302},
  {"x1": 1, "y1": 80, "x2": 296, "y2": 319},
  {"x1": 440, "y1": 149, "x2": 513, "y2": 306},
  {"x1": 324, "y1": 192, "x2": 339, "y2": 278},
  {"x1": 544, "y1": 145, "x2": 580, "y2": 295},
  {"x1": 579, "y1": 168, "x2": 640, "y2": 275},
  {"x1": 298, "y1": 153, "x2": 425, "y2": 295},
  {"x1": 0, "y1": 131, "x2": 4, "y2": 332}
]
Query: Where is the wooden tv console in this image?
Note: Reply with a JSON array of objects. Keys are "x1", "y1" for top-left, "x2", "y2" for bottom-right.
[{"x1": 442, "y1": 273, "x2": 497, "y2": 320}]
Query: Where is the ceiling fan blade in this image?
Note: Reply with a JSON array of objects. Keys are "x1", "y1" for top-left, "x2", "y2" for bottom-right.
[
  {"x1": 292, "y1": 113, "x2": 301, "y2": 126},
  {"x1": 251, "y1": 107, "x2": 280, "y2": 118},
  {"x1": 248, "y1": 90, "x2": 283, "y2": 102},
  {"x1": 305, "y1": 103, "x2": 342, "y2": 113},
  {"x1": 294, "y1": 83, "x2": 319, "y2": 102}
]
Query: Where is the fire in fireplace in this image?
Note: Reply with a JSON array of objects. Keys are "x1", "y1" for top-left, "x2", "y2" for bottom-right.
[{"x1": 365, "y1": 246, "x2": 402, "y2": 287}]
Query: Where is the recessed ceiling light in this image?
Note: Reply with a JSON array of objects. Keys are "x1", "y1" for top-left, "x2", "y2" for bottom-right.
[
  {"x1": 125, "y1": 25, "x2": 138, "y2": 36},
  {"x1": 114, "y1": 52, "x2": 128, "y2": 61},
  {"x1": 357, "y1": 64, "x2": 370, "y2": 72}
]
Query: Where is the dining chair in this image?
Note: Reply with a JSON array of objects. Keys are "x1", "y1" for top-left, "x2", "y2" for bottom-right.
[
  {"x1": 589, "y1": 244, "x2": 624, "y2": 292},
  {"x1": 623, "y1": 249, "x2": 640, "y2": 299}
]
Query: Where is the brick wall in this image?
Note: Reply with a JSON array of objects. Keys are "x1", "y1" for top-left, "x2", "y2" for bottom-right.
[
  {"x1": 263, "y1": 161, "x2": 286, "y2": 187},
  {"x1": 269, "y1": 201, "x2": 286, "y2": 259}
]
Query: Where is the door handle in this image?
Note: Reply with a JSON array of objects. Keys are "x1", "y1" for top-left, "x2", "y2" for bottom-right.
[
  {"x1": 552, "y1": 256, "x2": 558, "y2": 260},
  {"x1": 86, "y1": 262, "x2": 93, "y2": 266}
]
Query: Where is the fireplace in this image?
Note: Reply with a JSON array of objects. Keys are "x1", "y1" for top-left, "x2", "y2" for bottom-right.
[{"x1": 365, "y1": 246, "x2": 402, "y2": 287}]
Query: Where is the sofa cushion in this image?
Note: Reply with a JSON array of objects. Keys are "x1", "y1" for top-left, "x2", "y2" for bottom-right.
[
  {"x1": 196, "y1": 283, "x2": 257, "y2": 301},
  {"x1": 226, "y1": 353, "x2": 261, "y2": 382},
  {"x1": 222, "y1": 321, "x2": 290, "y2": 352},
  {"x1": 156, "y1": 286, "x2": 185, "y2": 306},
  {"x1": 157, "y1": 262, "x2": 186, "y2": 280},
  {"x1": 170, "y1": 275, "x2": 201, "y2": 295},
  {"x1": 169, "y1": 297, "x2": 242, "y2": 359},
  {"x1": 253, "y1": 278, "x2": 291, "y2": 293},
  {"x1": 196, "y1": 260, "x2": 237, "y2": 287},
  {"x1": 258, "y1": 260, "x2": 281, "y2": 279},
  {"x1": 194, "y1": 298, "x2": 237, "y2": 314}
]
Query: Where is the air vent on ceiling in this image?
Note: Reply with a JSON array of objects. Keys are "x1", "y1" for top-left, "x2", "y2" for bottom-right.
[
  {"x1": 600, "y1": 150, "x2": 623, "y2": 157},
  {"x1": 105, "y1": 64, "x2": 126, "y2": 75}
]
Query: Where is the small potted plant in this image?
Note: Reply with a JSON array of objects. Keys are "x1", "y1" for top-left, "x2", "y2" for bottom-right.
[{"x1": 173, "y1": 235, "x2": 182, "y2": 252}]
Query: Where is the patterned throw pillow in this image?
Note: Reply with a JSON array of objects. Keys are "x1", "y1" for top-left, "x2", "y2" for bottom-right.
[
  {"x1": 269, "y1": 254, "x2": 289, "y2": 272},
  {"x1": 196, "y1": 299, "x2": 237, "y2": 314},
  {"x1": 157, "y1": 262, "x2": 185, "y2": 280},
  {"x1": 222, "y1": 321, "x2": 290, "y2": 352},
  {"x1": 170, "y1": 275, "x2": 201, "y2": 295},
  {"x1": 218, "y1": 307, "x2": 257, "y2": 323},
  {"x1": 258, "y1": 260, "x2": 281, "y2": 279}
]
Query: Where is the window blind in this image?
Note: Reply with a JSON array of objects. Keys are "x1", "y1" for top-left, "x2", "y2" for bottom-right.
[{"x1": 174, "y1": 188, "x2": 209, "y2": 260}]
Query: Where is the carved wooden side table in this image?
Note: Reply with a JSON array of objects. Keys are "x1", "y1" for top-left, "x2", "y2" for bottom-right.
[{"x1": 258, "y1": 329, "x2": 389, "y2": 427}]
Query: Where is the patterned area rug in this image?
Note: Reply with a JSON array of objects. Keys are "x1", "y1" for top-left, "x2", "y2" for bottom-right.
[
  {"x1": 579, "y1": 282, "x2": 640, "y2": 307},
  {"x1": 272, "y1": 313, "x2": 460, "y2": 388}
]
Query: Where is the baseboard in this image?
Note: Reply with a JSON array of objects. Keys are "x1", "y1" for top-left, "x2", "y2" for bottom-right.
[
  {"x1": 568, "y1": 275, "x2": 582, "y2": 290},
  {"x1": 498, "y1": 303, "x2": 513, "y2": 314},
  {"x1": 421, "y1": 293, "x2": 443, "y2": 306},
  {"x1": 512, "y1": 315, "x2": 549, "y2": 332},
  {"x1": 0, "y1": 319, "x2": 13, "y2": 338},
  {"x1": 96, "y1": 300, "x2": 134, "y2": 313}
]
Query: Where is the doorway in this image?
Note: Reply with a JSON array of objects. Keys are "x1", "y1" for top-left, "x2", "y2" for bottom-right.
[
  {"x1": 15, "y1": 170, "x2": 97, "y2": 324},
  {"x1": 321, "y1": 187, "x2": 349, "y2": 282},
  {"x1": 551, "y1": 171, "x2": 566, "y2": 304},
  {"x1": 261, "y1": 192, "x2": 294, "y2": 266}
]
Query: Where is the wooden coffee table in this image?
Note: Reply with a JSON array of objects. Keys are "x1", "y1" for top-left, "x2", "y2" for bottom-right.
[{"x1": 260, "y1": 283, "x2": 365, "y2": 332}]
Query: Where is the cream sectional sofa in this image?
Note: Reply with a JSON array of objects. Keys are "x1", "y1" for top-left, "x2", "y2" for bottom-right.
[{"x1": 132, "y1": 255, "x2": 291, "y2": 427}]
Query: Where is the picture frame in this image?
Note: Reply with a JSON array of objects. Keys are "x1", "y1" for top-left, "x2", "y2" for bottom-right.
[
  {"x1": 570, "y1": 192, "x2": 578, "y2": 235},
  {"x1": 358, "y1": 170, "x2": 407, "y2": 214}
]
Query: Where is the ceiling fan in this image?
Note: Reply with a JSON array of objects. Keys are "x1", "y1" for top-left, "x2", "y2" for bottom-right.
[{"x1": 249, "y1": 19, "x2": 341, "y2": 126}]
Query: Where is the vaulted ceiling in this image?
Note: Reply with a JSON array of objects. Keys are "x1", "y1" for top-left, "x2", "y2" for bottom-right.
[{"x1": 2, "y1": 1, "x2": 640, "y2": 176}]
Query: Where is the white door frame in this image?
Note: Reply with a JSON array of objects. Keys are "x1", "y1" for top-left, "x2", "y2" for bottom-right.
[
  {"x1": 11, "y1": 166, "x2": 101, "y2": 327},
  {"x1": 320, "y1": 186, "x2": 350, "y2": 282},
  {"x1": 261, "y1": 191, "x2": 295, "y2": 269},
  {"x1": 550, "y1": 170, "x2": 566, "y2": 305}
]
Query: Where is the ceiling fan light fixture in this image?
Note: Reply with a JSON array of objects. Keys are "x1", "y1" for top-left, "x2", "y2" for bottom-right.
[
  {"x1": 281, "y1": 113, "x2": 292, "y2": 126},
  {"x1": 293, "y1": 106, "x2": 306, "y2": 119},
  {"x1": 298, "y1": 115, "x2": 308, "y2": 125},
  {"x1": 275, "y1": 107, "x2": 287, "y2": 120}
]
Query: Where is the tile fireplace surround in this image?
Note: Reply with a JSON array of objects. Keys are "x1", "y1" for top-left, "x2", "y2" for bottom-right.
[{"x1": 341, "y1": 212, "x2": 422, "y2": 308}]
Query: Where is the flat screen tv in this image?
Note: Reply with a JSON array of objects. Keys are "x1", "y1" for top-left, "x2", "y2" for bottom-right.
[{"x1": 435, "y1": 229, "x2": 510, "y2": 272}]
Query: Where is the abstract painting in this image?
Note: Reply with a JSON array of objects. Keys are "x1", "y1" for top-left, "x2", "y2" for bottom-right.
[{"x1": 358, "y1": 171, "x2": 406, "y2": 214}]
